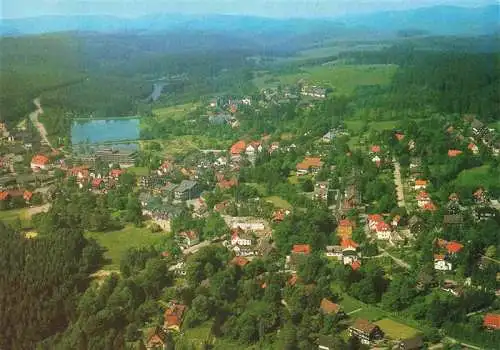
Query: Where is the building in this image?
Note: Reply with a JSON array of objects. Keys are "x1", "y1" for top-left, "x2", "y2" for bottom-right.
[
  {"x1": 367, "y1": 214, "x2": 384, "y2": 231},
  {"x1": 416, "y1": 191, "x2": 431, "y2": 208},
  {"x1": 319, "y1": 298, "x2": 343, "y2": 316},
  {"x1": 448, "y1": 149, "x2": 463, "y2": 157},
  {"x1": 325, "y1": 245, "x2": 343, "y2": 260},
  {"x1": 145, "y1": 326, "x2": 168, "y2": 350},
  {"x1": 414, "y1": 179, "x2": 427, "y2": 190},
  {"x1": 296, "y1": 157, "x2": 323, "y2": 176},
  {"x1": 349, "y1": 319, "x2": 384, "y2": 345},
  {"x1": 95, "y1": 148, "x2": 137, "y2": 167},
  {"x1": 337, "y1": 219, "x2": 354, "y2": 237},
  {"x1": 231, "y1": 256, "x2": 250, "y2": 267},
  {"x1": 174, "y1": 180, "x2": 199, "y2": 200},
  {"x1": 434, "y1": 255, "x2": 452, "y2": 271},
  {"x1": 178, "y1": 230, "x2": 200, "y2": 247},
  {"x1": 483, "y1": 313, "x2": 500, "y2": 330},
  {"x1": 292, "y1": 244, "x2": 311, "y2": 254},
  {"x1": 399, "y1": 336, "x2": 424, "y2": 350},
  {"x1": 301, "y1": 85, "x2": 327, "y2": 99},
  {"x1": 468, "y1": 143, "x2": 479, "y2": 154},
  {"x1": 375, "y1": 221, "x2": 392, "y2": 240},
  {"x1": 314, "y1": 181, "x2": 329, "y2": 202},
  {"x1": 230, "y1": 140, "x2": 246, "y2": 160},
  {"x1": 163, "y1": 302, "x2": 187, "y2": 332},
  {"x1": 30, "y1": 154, "x2": 50, "y2": 171}
]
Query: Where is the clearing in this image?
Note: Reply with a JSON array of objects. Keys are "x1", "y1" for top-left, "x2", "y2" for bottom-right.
[
  {"x1": 85, "y1": 224, "x2": 166, "y2": 269},
  {"x1": 374, "y1": 318, "x2": 420, "y2": 340},
  {"x1": 152, "y1": 102, "x2": 200, "y2": 121},
  {"x1": 126, "y1": 166, "x2": 150, "y2": 176},
  {"x1": 455, "y1": 165, "x2": 498, "y2": 189},
  {"x1": 265, "y1": 196, "x2": 292, "y2": 209}
]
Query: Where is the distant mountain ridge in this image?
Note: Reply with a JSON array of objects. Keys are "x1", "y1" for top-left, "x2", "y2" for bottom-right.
[{"x1": 1, "y1": 5, "x2": 498, "y2": 36}]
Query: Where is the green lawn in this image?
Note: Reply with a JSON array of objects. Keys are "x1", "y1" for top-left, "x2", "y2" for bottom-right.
[
  {"x1": 127, "y1": 166, "x2": 150, "y2": 176},
  {"x1": 246, "y1": 182, "x2": 267, "y2": 196},
  {"x1": 182, "y1": 321, "x2": 213, "y2": 347},
  {"x1": 455, "y1": 165, "x2": 497, "y2": 189},
  {"x1": 0, "y1": 208, "x2": 31, "y2": 228},
  {"x1": 152, "y1": 102, "x2": 199, "y2": 121},
  {"x1": 265, "y1": 196, "x2": 292, "y2": 209},
  {"x1": 375, "y1": 319, "x2": 420, "y2": 340},
  {"x1": 85, "y1": 224, "x2": 166, "y2": 269}
]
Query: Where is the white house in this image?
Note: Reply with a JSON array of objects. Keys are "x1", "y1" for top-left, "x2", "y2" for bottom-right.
[
  {"x1": 231, "y1": 229, "x2": 253, "y2": 246},
  {"x1": 434, "y1": 256, "x2": 453, "y2": 271},
  {"x1": 414, "y1": 180, "x2": 428, "y2": 190},
  {"x1": 325, "y1": 245, "x2": 343, "y2": 260},
  {"x1": 245, "y1": 142, "x2": 263, "y2": 155},
  {"x1": 417, "y1": 191, "x2": 431, "y2": 208},
  {"x1": 375, "y1": 222, "x2": 392, "y2": 240}
]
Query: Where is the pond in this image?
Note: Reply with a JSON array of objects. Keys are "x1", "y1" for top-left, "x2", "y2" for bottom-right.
[{"x1": 71, "y1": 118, "x2": 140, "y2": 145}]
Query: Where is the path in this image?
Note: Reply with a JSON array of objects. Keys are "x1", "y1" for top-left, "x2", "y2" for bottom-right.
[
  {"x1": 346, "y1": 308, "x2": 362, "y2": 315},
  {"x1": 379, "y1": 247, "x2": 411, "y2": 269},
  {"x1": 392, "y1": 158, "x2": 406, "y2": 207},
  {"x1": 25, "y1": 203, "x2": 50, "y2": 217},
  {"x1": 29, "y1": 98, "x2": 54, "y2": 151},
  {"x1": 181, "y1": 240, "x2": 211, "y2": 255}
]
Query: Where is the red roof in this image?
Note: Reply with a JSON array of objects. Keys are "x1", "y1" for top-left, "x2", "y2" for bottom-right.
[
  {"x1": 288, "y1": 274, "x2": 298, "y2": 286},
  {"x1": 23, "y1": 191, "x2": 33, "y2": 201},
  {"x1": 179, "y1": 230, "x2": 198, "y2": 240},
  {"x1": 368, "y1": 214, "x2": 383, "y2": 223},
  {"x1": 31, "y1": 154, "x2": 49, "y2": 166},
  {"x1": 161, "y1": 251, "x2": 170, "y2": 257},
  {"x1": 92, "y1": 178, "x2": 103, "y2": 188},
  {"x1": 446, "y1": 241, "x2": 464, "y2": 254},
  {"x1": 292, "y1": 244, "x2": 311, "y2": 254},
  {"x1": 371, "y1": 145, "x2": 381, "y2": 153},
  {"x1": 395, "y1": 133, "x2": 405, "y2": 141},
  {"x1": 376, "y1": 221, "x2": 391, "y2": 232},
  {"x1": 448, "y1": 149, "x2": 463, "y2": 157},
  {"x1": 218, "y1": 177, "x2": 238, "y2": 189},
  {"x1": 351, "y1": 261, "x2": 361, "y2": 271},
  {"x1": 164, "y1": 304, "x2": 187, "y2": 328},
  {"x1": 341, "y1": 237, "x2": 359, "y2": 250},
  {"x1": 474, "y1": 188, "x2": 485, "y2": 199},
  {"x1": 273, "y1": 209, "x2": 287, "y2": 222},
  {"x1": 231, "y1": 256, "x2": 249, "y2": 267},
  {"x1": 468, "y1": 143, "x2": 478, "y2": 151},
  {"x1": 320, "y1": 298, "x2": 341, "y2": 314},
  {"x1": 423, "y1": 202, "x2": 437, "y2": 211},
  {"x1": 415, "y1": 179, "x2": 427, "y2": 187},
  {"x1": 230, "y1": 141, "x2": 246, "y2": 155},
  {"x1": 0, "y1": 191, "x2": 9, "y2": 201},
  {"x1": 434, "y1": 254, "x2": 445, "y2": 261},
  {"x1": 416, "y1": 191, "x2": 430, "y2": 201},
  {"x1": 110, "y1": 169, "x2": 125, "y2": 178},
  {"x1": 483, "y1": 313, "x2": 500, "y2": 330},
  {"x1": 296, "y1": 157, "x2": 323, "y2": 171}
]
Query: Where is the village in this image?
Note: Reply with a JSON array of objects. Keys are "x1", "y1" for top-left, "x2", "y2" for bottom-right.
[{"x1": 1, "y1": 80, "x2": 500, "y2": 350}]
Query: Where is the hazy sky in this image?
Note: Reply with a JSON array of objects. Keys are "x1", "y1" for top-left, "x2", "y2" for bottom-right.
[{"x1": 1, "y1": 0, "x2": 496, "y2": 19}]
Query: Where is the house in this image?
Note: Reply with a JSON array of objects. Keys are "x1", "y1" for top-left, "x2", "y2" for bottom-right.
[
  {"x1": 434, "y1": 255, "x2": 452, "y2": 271},
  {"x1": 350, "y1": 260, "x2": 361, "y2": 271},
  {"x1": 245, "y1": 141, "x2": 263, "y2": 155},
  {"x1": 163, "y1": 302, "x2": 187, "y2": 332},
  {"x1": 145, "y1": 326, "x2": 168, "y2": 350},
  {"x1": 272, "y1": 209, "x2": 290, "y2": 222},
  {"x1": 95, "y1": 148, "x2": 137, "y2": 167},
  {"x1": 0, "y1": 191, "x2": 10, "y2": 201},
  {"x1": 92, "y1": 178, "x2": 104, "y2": 190},
  {"x1": 296, "y1": 157, "x2": 323, "y2": 175},
  {"x1": 423, "y1": 202, "x2": 437, "y2": 212},
  {"x1": 158, "y1": 160, "x2": 174, "y2": 175},
  {"x1": 230, "y1": 140, "x2": 246, "y2": 159},
  {"x1": 399, "y1": 336, "x2": 424, "y2": 350},
  {"x1": 23, "y1": 191, "x2": 33, "y2": 203},
  {"x1": 322, "y1": 131, "x2": 334, "y2": 143},
  {"x1": 483, "y1": 313, "x2": 500, "y2": 330},
  {"x1": 371, "y1": 155, "x2": 382, "y2": 167},
  {"x1": 30, "y1": 154, "x2": 50, "y2": 171},
  {"x1": 468, "y1": 143, "x2": 479, "y2": 154},
  {"x1": 441, "y1": 279, "x2": 462, "y2": 297},
  {"x1": 230, "y1": 228, "x2": 254, "y2": 246},
  {"x1": 473, "y1": 187, "x2": 487, "y2": 203},
  {"x1": 349, "y1": 319, "x2": 384, "y2": 345},
  {"x1": 269, "y1": 142, "x2": 280, "y2": 154},
  {"x1": 319, "y1": 298, "x2": 343, "y2": 316},
  {"x1": 292, "y1": 244, "x2": 311, "y2": 254},
  {"x1": 231, "y1": 256, "x2": 250, "y2": 267},
  {"x1": 325, "y1": 245, "x2": 343, "y2": 260},
  {"x1": 448, "y1": 149, "x2": 463, "y2": 157},
  {"x1": 337, "y1": 219, "x2": 354, "y2": 237},
  {"x1": 370, "y1": 145, "x2": 381, "y2": 153},
  {"x1": 367, "y1": 214, "x2": 384, "y2": 231},
  {"x1": 395, "y1": 132, "x2": 405, "y2": 141},
  {"x1": 217, "y1": 176, "x2": 238, "y2": 190},
  {"x1": 178, "y1": 230, "x2": 200, "y2": 247},
  {"x1": 341, "y1": 237, "x2": 359, "y2": 251},
  {"x1": 301, "y1": 85, "x2": 327, "y2": 99},
  {"x1": 446, "y1": 240, "x2": 464, "y2": 255},
  {"x1": 174, "y1": 180, "x2": 199, "y2": 200},
  {"x1": 375, "y1": 221, "x2": 391, "y2": 240},
  {"x1": 416, "y1": 191, "x2": 431, "y2": 208},
  {"x1": 414, "y1": 179, "x2": 427, "y2": 190},
  {"x1": 313, "y1": 181, "x2": 329, "y2": 202}
]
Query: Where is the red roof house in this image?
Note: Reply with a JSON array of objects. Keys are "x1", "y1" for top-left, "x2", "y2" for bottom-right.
[
  {"x1": 30, "y1": 154, "x2": 50, "y2": 170},
  {"x1": 320, "y1": 298, "x2": 342, "y2": 315},
  {"x1": 0, "y1": 191, "x2": 9, "y2": 201},
  {"x1": 341, "y1": 237, "x2": 359, "y2": 250},
  {"x1": 483, "y1": 313, "x2": 500, "y2": 330},
  {"x1": 371, "y1": 145, "x2": 381, "y2": 153},
  {"x1": 230, "y1": 140, "x2": 246, "y2": 155},
  {"x1": 351, "y1": 260, "x2": 361, "y2": 271},
  {"x1": 446, "y1": 241, "x2": 464, "y2": 254},
  {"x1": 292, "y1": 244, "x2": 311, "y2": 254},
  {"x1": 231, "y1": 256, "x2": 250, "y2": 267},
  {"x1": 164, "y1": 303, "x2": 187, "y2": 331},
  {"x1": 395, "y1": 133, "x2": 405, "y2": 141},
  {"x1": 110, "y1": 169, "x2": 125, "y2": 178},
  {"x1": 448, "y1": 149, "x2": 463, "y2": 157},
  {"x1": 23, "y1": 191, "x2": 33, "y2": 202}
]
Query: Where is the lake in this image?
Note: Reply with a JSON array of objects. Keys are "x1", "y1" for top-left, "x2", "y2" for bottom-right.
[{"x1": 71, "y1": 118, "x2": 140, "y2": 144}]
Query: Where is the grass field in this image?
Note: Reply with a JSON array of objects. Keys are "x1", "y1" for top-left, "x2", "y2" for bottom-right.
[
  {"x1": 152, "y1": 102, "x2": 200, "y2": 121},
  {"x1": 256, "y1": 64, "x2": 397, "y2": 95},
  {"x1": 265, "y1": 196, "x2": 292, "y2": 209},
  {"x1": 0, "y1": 208, "x2": 31, "y2": 227},
  {"x1": 182, "y1": 321, "x2": 213, "y2": 347},
  {"x1": 455, "y1": 165, "x2": 498, "y2": 189},
  {"x1": 85, "y1": 224, "x2": 166, "y2": 269},
  {"x1": 126, "y1": 166, "x2": 150, "y2": 176},
  {"x1": 375, "y1": 319, "x2": 420, "y2": 340}
]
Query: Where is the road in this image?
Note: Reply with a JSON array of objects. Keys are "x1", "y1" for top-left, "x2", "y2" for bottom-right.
[
  {"x1": 392, "y1": 158, "x2": 406, "y2": 207},
  {"x1": 181, "y1": 239, "x2": 212, "y2": 255},
  {"x1": 25, "y1": 203, "x2": 50, "y2": 217},
  {"x1": 29, "y1": 98, "x2": 54, "y2": 151}
]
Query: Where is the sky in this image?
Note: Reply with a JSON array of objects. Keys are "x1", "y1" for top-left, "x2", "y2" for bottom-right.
[{"x1": 1, "y1": 0, "x2": 496, "y2": 19}]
